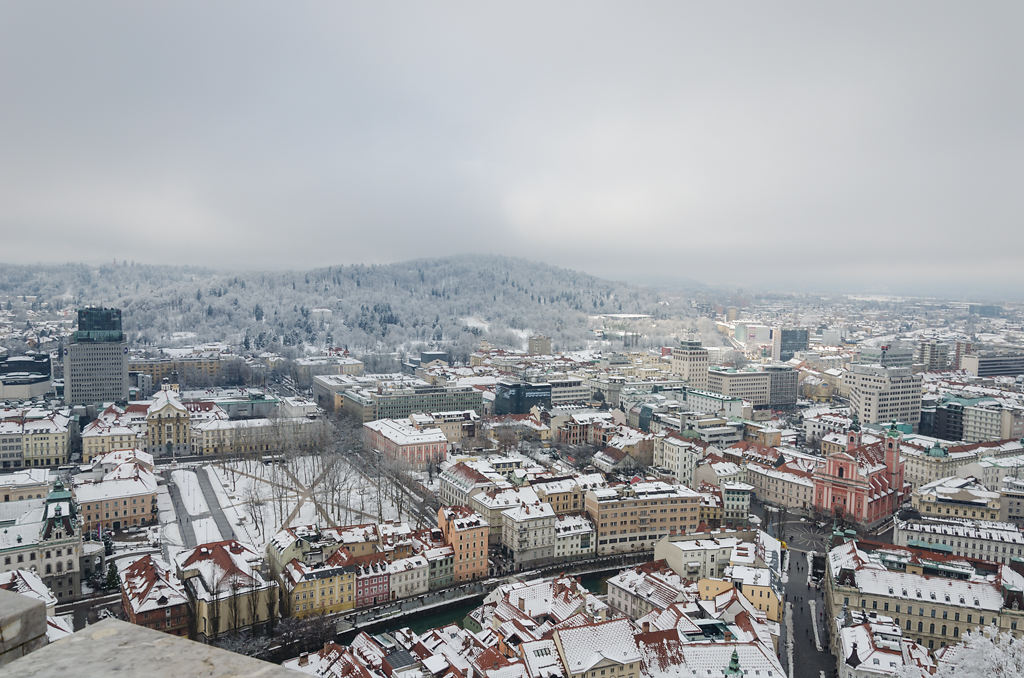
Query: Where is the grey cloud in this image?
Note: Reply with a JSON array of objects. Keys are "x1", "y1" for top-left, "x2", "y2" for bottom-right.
[{"x1": 1, "y1": 2, "x2": 1021, "y2": 296}]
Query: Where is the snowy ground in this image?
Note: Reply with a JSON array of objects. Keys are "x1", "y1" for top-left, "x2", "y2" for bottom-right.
[
  {"x1": 155, "y1": 484, "x2": 185, "y2": 562},
  {"x1": 191, "y1": 516, "x2": 222, "y2": 544},
  {"x1": 170, "y1": 469, "x2": 209, "y2": 516},
  {"x1": 158, "y1": 455, "x2": 409, "y2": 553}
]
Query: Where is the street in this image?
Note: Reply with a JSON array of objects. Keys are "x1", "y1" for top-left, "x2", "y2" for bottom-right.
[
  {"x1": 748, "y1": 497, "x2": 837, "y2": 677},
  {"x1": 782, "y1": 546, "x2": 834, "y2": 678}
]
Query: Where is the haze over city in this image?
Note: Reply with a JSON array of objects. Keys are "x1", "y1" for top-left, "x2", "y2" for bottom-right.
[
  {"x1": 2, "y1": 2, "x2": 1023, "y2": 296},
  {"x1": 4, "y1": 5, "x2": 1024, "y2": 678}
]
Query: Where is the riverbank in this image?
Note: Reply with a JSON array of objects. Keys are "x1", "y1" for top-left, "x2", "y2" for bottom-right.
[{"x1": 338, "y1": 553, "x2": 649, "y2": 642}]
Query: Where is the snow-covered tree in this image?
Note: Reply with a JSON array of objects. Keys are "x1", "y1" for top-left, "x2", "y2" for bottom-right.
[{"x1": 900, "y1": 626, "x2": 1024, "y2": 678}]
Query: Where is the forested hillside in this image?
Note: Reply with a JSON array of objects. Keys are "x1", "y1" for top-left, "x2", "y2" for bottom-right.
[{"x1": 0, "y1": 256, "x2": 673, "y2": 359}]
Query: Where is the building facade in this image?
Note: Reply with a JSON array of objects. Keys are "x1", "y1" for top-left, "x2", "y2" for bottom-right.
[
  {"x1": 175, "y1": 540, "x2": 278, "y2": 643},
  {"x1": 64, "y1": 307, "x2": 129, "y2": 405},
  {"x1": 585, "y1": 482, "x2": 701, "y2": 556},
  {"x1": 437, "y1": 506, "x2": 489, "y2": 581},
  {"x1": 501, "y1": 501, "x2": 556, "y2": 568},
  {"x1": 847, "y1": 364, "x2": 922, "y2": 429},
  {"x1": 119, "y1": 554, "x2": 190, "y2": 637},
  {"x1": 0, "y1": 482, "x2": 83, "y2": 601},
  {"x1": 670, "y1": 340, "x2": 709, "y2": 389},
  {"x1": 812, "y1": 425, "x2": 907, "y2": 527},
  {"x1": 362, "y1": 418, "x2": 448, "y2": 469}
]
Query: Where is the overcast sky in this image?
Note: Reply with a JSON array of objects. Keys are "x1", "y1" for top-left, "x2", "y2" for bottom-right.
[{"x1": 1, "y1": 3, "x2": 1021, "y2": 296}]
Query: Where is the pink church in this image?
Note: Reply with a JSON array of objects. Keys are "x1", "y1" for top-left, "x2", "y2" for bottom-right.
[{"x1": 813, "y1": 422, "x2": 908, "y2": 528}]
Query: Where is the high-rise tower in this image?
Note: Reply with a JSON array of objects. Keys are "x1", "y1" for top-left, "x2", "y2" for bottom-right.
[{"x1": 64, "y1": 307, "x2": 129, "y2": 405}]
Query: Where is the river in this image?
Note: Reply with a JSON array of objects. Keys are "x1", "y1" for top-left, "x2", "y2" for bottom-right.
[{"x1": 362, "y1": 569, "x2": 616, "y2": 639}]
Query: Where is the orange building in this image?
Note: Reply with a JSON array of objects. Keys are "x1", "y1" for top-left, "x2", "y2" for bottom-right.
[
  {"x1": 437, "y1": 505, "x2": 489, "y2": 582},
  {"x1": 73, "y1": 457, "x2": 158, "y2": 535}
]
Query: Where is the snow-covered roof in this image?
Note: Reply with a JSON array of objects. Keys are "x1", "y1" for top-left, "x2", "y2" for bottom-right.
[
  {"x1": 73, "y1": 462, "x2": 157, "y2": 503},
  {"x1": 829, "y1": 542, "x2": 1004, "y2": 611},
  {"x1": 0, "y1": 568, "x2": 56, "y2": 611},
  {"x1": 120, "y1": 554, "x2": 188, "y2": 615},
  {"x1": 364, "y1": 418, "x2": 448, "y2": 446},
  {"x1": 521, "y1": 639, "x2": 565, "y2": 678},
  {"x1": 554, "y1": 514, "x2": 594, "y2": 537},
  {"x1": 174, "y1": 540, "x2": 274, "y2": 602},
  {"x1": 640, "y1": 640, "x2": 784, "y2": 678},
  {"x1": 554, "y1": 618, "x2": 641, "y2": 673},
  {"x1": 837, "y1": 611, "x2": 934, "y2": 677},
  {"x1": 896, "y1": 516, "x2": 1024, "y2": 545},
  {"x1": 0, "y1": 468, "x2": 53, "y2": 488}
]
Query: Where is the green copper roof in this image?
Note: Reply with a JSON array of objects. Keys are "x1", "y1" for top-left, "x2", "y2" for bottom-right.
[
  {"x1": 47, "y1": 480, "x2": 72, "y2": 503},
  {"x1": 724, "y1": 649, "x2": 743, "y2": 677}
]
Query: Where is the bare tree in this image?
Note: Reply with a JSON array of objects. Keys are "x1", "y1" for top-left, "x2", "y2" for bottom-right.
[{"x1": 493, "y1": 423, "x2": 520, "y2": 453}]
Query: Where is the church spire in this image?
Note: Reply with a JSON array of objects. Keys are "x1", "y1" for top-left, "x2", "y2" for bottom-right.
[
  {"x1": 724, "y1": 649, "x2": 743, "y2": 676},
  {"x1": 846, "y1": 642, "x2": 862, "y2": 668}
]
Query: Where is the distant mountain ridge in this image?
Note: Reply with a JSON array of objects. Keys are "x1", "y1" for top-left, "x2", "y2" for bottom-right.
[{"x1": 0, "y1": 255, "x2": 664, "y2": 357}]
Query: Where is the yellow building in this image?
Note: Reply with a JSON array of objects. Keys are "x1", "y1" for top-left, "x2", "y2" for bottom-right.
[
  {"x1": 532, "y1": 474, "x2": 606, "y2": 516},
  {"x1": 699, "y1": 576, "x2": 781, "y2": 622},
  {"x1": 280, "y1": 554, "x2": 355, "y2": 618},
  {"x1": 438, "y1": 506, "x2": 488, "y2": 582},
  {"x1": 175, "y1": 540, "x2": 279, "y2": 643},
  {"x1": 81, "y1": 420, "x2": 137, "y2": 463},
  {"x1": 146, "y1": 388, "x2": 191, "y2": 457},
  {"x1": 0, "y1": 468, "x2": 52, "y2": 502},
  {"x1": 911, "y1": 476, "x2": 1002, "y2": 521},
  {"x1": 130, "y1": 355, "x2": 228, "y2": 385},
  {"x1": 21, "y1": 417, "x2": 70, "y2": 468},
  {"x1": 825, "y1": 539, "x2": 1024, "y2": 652},
  {"x1": 75, "y1": 463, "x2": 158, "y2": 534}
]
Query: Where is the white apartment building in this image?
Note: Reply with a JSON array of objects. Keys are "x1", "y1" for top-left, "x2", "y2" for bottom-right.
[
  {"x1": 553, "y1": 514, "x2": 596, "y2": 561},
  {"x1": 653, "y1": 529, "x2": 781, "y2": 582},
  {"x1": 963, "y1": 403, "x2": 1024, "y2": 443},
  {"x1": 847, "y1": 365, "x2": 922, "y2": 429},
  {"x1": 947, "y1": 442, "x2": 1024, "y2": 489},
  {"x1": 744, "y1": 462, "x2": 815, "y2": 512},
  {"x1": 706, "y1": 369, "x2": 771, "y2": 407},
  {"x1": 438, "y1": 461, "x2": 500, "y2": 507},
  {"x1": 548, "y1": 378, "x2": 591, "y2": 405},
  {"x1": 469, "y1": 485, "x2": 539, "y2": 545},
  {"x1": 605, "y1": 564, "x2": 691, "y2": 619},
  {"x1": 652, "y1": 434, "x2": 710, "y2": 486},
  {"x1": 804, "y1": 414, "x2": 853, "y2": 446},
  {"x1": 722, "y1": 481, "x2": 754, "y2": 523},
  {"x1": 389, "y1": 555, "x2": 429, "y2": 598},
  {"x1": 683, "y1": 389, "x2": 745, "y2": 418},
  {"x1": 502, "y1": 501, "x2": 556, "y2": 568},
  {"x1": 0, "y1": 414, "x2": 71, "y2": 470},
  {"x1": 670, "y1": 340, "x2": 709, "y2": 390},
  {"x1": 894, "y1": 517, "x2": 1024, "y2": 565}
]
